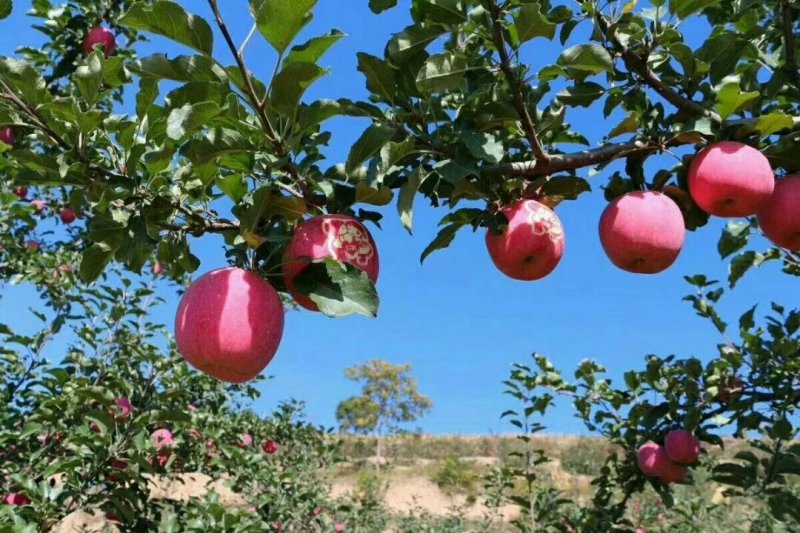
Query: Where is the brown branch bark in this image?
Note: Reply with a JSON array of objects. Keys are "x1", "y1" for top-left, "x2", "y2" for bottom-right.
[
  {"x1": 595, "y1": 15, "x2": 723, "y2": 123},
  {"x1": 782, "y1": 1, "x2": 799, "y2": 86},
  {"x1": 487, "y1": 0, "x2": 550, "y2": 164}
]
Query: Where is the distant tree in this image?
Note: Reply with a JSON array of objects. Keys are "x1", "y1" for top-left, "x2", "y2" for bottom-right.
[{"x1": 336, "y1": 360, "x2": 433, "y2": 461}]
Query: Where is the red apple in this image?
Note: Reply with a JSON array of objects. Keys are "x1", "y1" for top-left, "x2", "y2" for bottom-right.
[
  {"x1": 688, "y1": 141, "x2": 774, "y2": 217},
  {"x1": 485, "y1": 199, "x2": 565, "y2": 281},
  {"x1": 114, "y1": 397, "x2": 132, "y2": 422},
  {"x1": 3, "y1": 493, "x2": 31, "y2": 506},
  {"x1": 151, "y1": 428, "x2": 173, "y2": 451},
  {"x1": 334, "y1": 523, "x2": 346, "y2": 532},
  {"x1": 25, "y1": 240, "x2": 40, "y2": 252},
  {"x1": 175, "y1": 267, "x2": 284, "y2": 383},
  {"x1": 0, "y1": 128, "x2": 14, "y2": 146},
  {"x1": 757, "y1": 175, "x2": 800, "y2": 251},
  {"x1": 282, "y1": 214, "x2": 379, "y2": 311},
  {"x1": 153, "y1": 262, "x2": 164, "y2": 276},
  {"x1": 664, "y1": 429, "x2": 700, "y2": 465},
  {"x1": 659, "y1": 460, "x2": 688, "y2": 484},
  {"x1": 262, "y1": 439, "x2": 279, "y2": 455},
  {"x1": 237, "y1": 433, "x2": 253, "y2": 448},
  {"x1": 637, "y1": 442, "x2": 670, "y2": 476},
  {"x1": 83, "y1": 27, "x2": 116, "y2": 58},
  {"x1": 60, "y1": 207, "x2": 76, "y2": 224},
  {"x1": 599, "y1": 191, "x2": 685, "y2": 274},
  {"x1": 30, "y1": 199, "x2": 45, "y2": 214},
  {"x1": 14, "y1": 186, "x2": 27, "y2": 200}
]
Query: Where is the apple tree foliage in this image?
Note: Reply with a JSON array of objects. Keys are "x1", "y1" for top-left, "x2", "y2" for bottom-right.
[{"x1": 0, "y1": 0, "x2": 798, "y2": 530}]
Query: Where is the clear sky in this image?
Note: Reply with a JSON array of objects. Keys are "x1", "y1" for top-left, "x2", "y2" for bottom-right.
[{"x1": 0, "y1": 1, "x2": 792, "y2": 435}]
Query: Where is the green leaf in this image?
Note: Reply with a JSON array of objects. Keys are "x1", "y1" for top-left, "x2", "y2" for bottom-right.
[
  {"x1": 718, "y1": 220, "x2": 751, "y2": 259},
  {"x1": 463, "y1": 131, "x2": 504, "y2": 164},
  {"x1": 250, "y1": 0, "x2": 316, "y2": 54},
  {"x1": 387, "y1": 24, "x2": 446, "y2": 63},
  {"x1": 166, "y1": 102, "x2": 224, "y2": 141},
  {"x1": 357, "y1": 53, "x2": 396, "y2": 102},
  {"x1": 540, "y1": 177, "x2": 591, "y2": 199},
  {"x1": 346, "y1": 124, "x2": 398, "y2": 173},
  {"x1": 0, "y1": 58, "x2": 51, "y2": 106},
  {"x1": 416, "y1": 52, "x2": 469, "y2": 92},
  {"x1": 120, "y1": 1, "x2": 213, "y2": 55},
  {"x1": 80, "y1": 243, "x2": 115, "y2": 283},
  {"x1": 669, "y1": 0, "x2": 720, "y2": 19},
  {"x1": 608, "y1": 113, "x2": 639, "y2": 138},
  {"x1": 293, "y1": 258, "x2": 379, "y2": 318},
  {"x1": 515, "y1": 2, "x2": 556, "y2": 43},
  {"x1": 411, "y1": 0, "x2": 467, "y2": 24},
  {"x1": 369, "y1": 0, "x2": 397, "y2": 13},
  {"x1": 270, "y1": 62, "x2": 328, "y2": 115},
  {"x1": 557, "y1": 44, "x2": 613, "y2": 75},
  {"x1": 74, "y1": 53, "x2": 104, "y2": 104},
  {"x1": 556, "y1": 82, "x2": 606, "y2": 107},
  {"x1": 398, "y1": 168, "x2": 426, "y2": 234},
  {"x1": 420, "y1": 224, "x2": 460, "y2": 263},
  {"x1": 0, "y1": 0, "x2": 12, "y2": 20},
  {"x1": 754, "y1": 113, "x2": 795, "y2": 136},
  {"x1": 132, "y1": 54, "x2": 227, "y2": 82},
  {"x1": 283, "y1": 29, "x2": 345, "y2": 67},
  {"x1": 355, "y1": 182, "x2": 394, "y2": 206},
  {"x1": 714, "y1": 77, "x2": 759, "y2": 120},
  {"x1": 697, "y1": 32, "x2": 745, "y2": 85}
]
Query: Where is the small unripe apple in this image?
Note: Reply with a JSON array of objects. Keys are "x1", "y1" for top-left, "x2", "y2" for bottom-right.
[
  {"x1": 664, "y1": 429, "x2": 701, "y2": 465},
  {"x1": 83, "y1": 27, "x2": 116, "y2": 58},
  {"x1": 0, "y1": 128, "x2": 14, "y2": 146},
  {"x1": 688, "y1": 141, "x2": 774, "y2": 217},
  {"x1": 485, "y1": 199, "x2": 565, "y2": 281},
  {"x1": 3, "y1": 493, "x2": 31, "y2": 506},
  {"x1": 30, "y1": 199, "x2": 45, "y2": 214},
  {"x1": 60, "y1": 207, "x2": 76, "y2": 225},
  {"x1": 637, "y1": 442, "x2": 670, "y2": 476},
  {"x1": 262, "y1": 439, "x2": 279, "y2": 455},
  {"x1": 175, "y1": 267, "x2": 285, "y2": 383},
  {"x1": 757, "y1": 175, "x2": 800, "y2": 251},
  {"x1": 282, "y1": 214, "x2": 379, "y2": 311},
  {"x1": 14, "y1": 186, "x2": 28, "y2": 200},
  {"x1": 599, "y1": 191, "x2": 685, "y2": 274},
  {"x1": 152, "y1": 428, "x2": 173, "y2": 451}
]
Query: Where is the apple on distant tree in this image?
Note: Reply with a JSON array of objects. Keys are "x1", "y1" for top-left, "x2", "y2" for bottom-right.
[
  {"x1": 757, "y1": 175, "x2": 800, "y2": 251},
  {"x1": 30, "y1": 199, "x2": 45, "y2": 214},
  {"x1": 282, "y1": 214, "x2": 379, "y2": 311},
  {"x1": 83, "y1": 27, "x2": 116, "y2": 58},
  {"x1": 485, "y1": 199, "x2": 565, "y2": 281},
  {"x1": 599, "y1": 191, "x2": 686, "y2": 274},
  {"x1": 14, "y1": 186, "x2": 27, "y2": 200},
  {"x1": 60, "y1": 207, "x2": 76, "y2": 224},
  {"x1": 688, "y1": 141, "x2": 774, "y2": 217},
  {"x1": 175, "y1": 267, "x2": 284, "y2": 383}
]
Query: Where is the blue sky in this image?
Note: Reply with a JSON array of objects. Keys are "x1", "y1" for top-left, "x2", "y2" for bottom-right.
[{"x1": 0, "y1": 1, "x2": 791, "y2": 435}]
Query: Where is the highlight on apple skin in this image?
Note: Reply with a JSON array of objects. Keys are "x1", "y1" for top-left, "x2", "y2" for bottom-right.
[
  {"x1": 83, "y1": 27, "x2": 117, "y2": 58},
  {"x1": 174, "y1": 267, "x2": 284, "y2": 384},
  {"x1": 282, "y1": 214, "x2": 379, "y2": 311},
  {"x1": 688, "y1": 141, "x2": 774, "y2": 218},
  {"x1": 599, "y1": 191, "x2": 686, "y2": 274},
  {"x1": 485, "y1": 199, "x2": 565, "y2": 281},
  {"x1": 757, "y1": 175, "x2": 800, "y2": 251}
]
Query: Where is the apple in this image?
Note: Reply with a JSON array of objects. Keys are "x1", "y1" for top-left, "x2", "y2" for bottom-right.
[
  {"x1": 637, "y1": 442, "x2": 670, "y2": 476},
  {"x1": 599, "y1": 191, "x2": 686, "y2": 274},
  {"x1": 688, "y1": 141, "x2": 774, "y2": 217},
  {"x1": 153, "y1": 262, "x2": 164, "y2": 276},
  {"x1": 757, "y1": 175, "x2": 800, "y2": 251},
  {"x1": 485, "y1": 199, "x2": 565, "y2": 281},
  {"x1": 238, "y1": 433, "x2": 253, "y2": 448},
  {"x1": 282, "y1": 214, "x2": 379, "y2": 311},
  {"x1": 25, "y1": 240, "x2": 40, "y2": 252},
  {"x1": 30, "y1": 199, "x2": 45, "y2": 214},
  {"x1": 187, "y1": 428, "x2": 202, "y2": 440},
  {"x1": 664, "y1": 429, "x2": 701, "y2": 465},
  {"x1": 262, "y1": 439, "x2": 279, "y2": 455},
  {"x1": 3, "y1": 493, "x2": 30, "y2": 506},
  {"x1": 60, "y1": 207, "x2": 76, "y2": 224},
  {"x1": 83, "y1": 27, "x2": 116, "y2": 58},
  {"x1": 114, "y1": 397, "x2": 132, "y2": 422},
  {"x1": 0, "y1": 127, "x2": 14, "y2": 146},
  {"x1": 334, "y1": 523, "x2": 346, "y2": 532},
  {"x1": 175, "y1": 267, "x2": 284, "y2": 383},
  {"x1": 659, "y1": 460, "x2": 687, "y2": 484},
  {"x1": 14, "y1": 186, "x2": 28, "y2": 200},
  {"x1": 151, "y1": 428, "x2": 173, "y2": 451}
]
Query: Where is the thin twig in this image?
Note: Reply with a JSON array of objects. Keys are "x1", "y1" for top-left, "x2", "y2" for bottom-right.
[
  {"x1": 487, "y1": 0, "x2": 550, "y2": 163},
  {"x1": 238, "y1": 23, "x2": 258, "y2": 56},
  {"x1": 781, "y1": 1, "x2": 799, "y2": 86}
]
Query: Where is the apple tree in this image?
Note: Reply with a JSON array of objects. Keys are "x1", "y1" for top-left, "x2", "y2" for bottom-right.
[{"x1": 0, "y1": 0, "x2": 799, "y2": 530}]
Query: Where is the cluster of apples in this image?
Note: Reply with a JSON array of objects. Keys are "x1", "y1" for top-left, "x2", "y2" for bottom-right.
[
  {"x1": 175, "y1": 215, "x2": 379, "y2": 383},
  {"x1": 486, "y1": 141, "x2": 800, "y2": 281},
  {"x1": 637, "y1": 429, "x2": 701, "y2": 484}
]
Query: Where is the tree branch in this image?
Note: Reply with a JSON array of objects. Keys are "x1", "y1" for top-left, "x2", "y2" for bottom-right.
[
  {"x1": 595, "y1": 14, "x2": 722, "y2": 123},
  {"x1": 782, "y1": 1, "x2": 799, "y2": 86},
  {"x1": 487, "y1": 0, "x2": 550, "y2": 163}
]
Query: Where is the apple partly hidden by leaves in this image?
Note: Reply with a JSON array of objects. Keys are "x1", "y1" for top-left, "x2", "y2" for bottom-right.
[
  {"x1": 83, "y1": 27, "x2": 116, "y2": 58},
  {"x1": 688, "y1": 141, "x2": 774, "y2": 218},
  {"x1": 14, "y1": 186, "x2": 27, "y2": 200},
  {"x1": 0, "y1": 127, "x2": 14, "y2": 146},
  {"x1": 485, "y1": 199, "x2": 565, "y2": 281},
  {"x1": 282, "y1": 214, "x2": 379, "y2": 311},
  {"x1": 757, "y1": 175, "x2": 800, "y2": 251},
  {"x1": 175, "y1": 267, "x2": 285, "y2": 383},
  {"x1": 60, "y1": 207, "x2": 76, "y2": 224},
  {"x1": 659, "y1": 460, "x2": 688, "y2": 484},
  {"x1": 30, "y1": 198, "x2": 45, "y2": 214},
  {"x1": 599, "y1": 191, "x2": 686, "y2": 274},
  {"x1": 664, "y1": 429, "x2": 701, "y2": 465}
]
